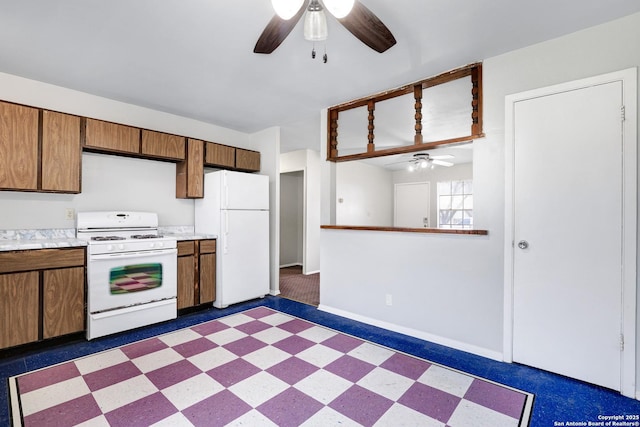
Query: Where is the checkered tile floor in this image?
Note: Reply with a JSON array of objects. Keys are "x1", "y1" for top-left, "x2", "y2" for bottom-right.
[{"x1": 10, "y1": 307, "x2": 532, "y2": 426}]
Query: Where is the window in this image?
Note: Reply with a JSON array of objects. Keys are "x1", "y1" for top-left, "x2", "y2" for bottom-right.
[{"x1": 438, "y1": 180, "x2": 473, "y2": 229}]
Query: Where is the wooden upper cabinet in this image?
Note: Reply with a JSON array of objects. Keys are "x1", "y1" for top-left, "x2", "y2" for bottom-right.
[
  {"x1": 141, "y1": 130, "x2": 186, "y2": 161},
  {"x1": 84, "y1": 118, "x2": 140, "y2": 154},
  {"x1": 236, "y1": 148, "x2": 261, "y2": 172},
  {"x1": 205, "y1": 142, "x2": 235, "y2": 168},
  {"x1": 41, "y1": 111, "x2": 82, "y2": 193},
  {"x1": 0, "y1": 101, "x2": 39, "y2": 190},
  {"x1": 176, "y1": 138, "x2": 204, "y2": 198}
]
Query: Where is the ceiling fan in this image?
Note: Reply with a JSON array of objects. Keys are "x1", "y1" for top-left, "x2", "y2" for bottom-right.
[
  {"x1": 254, "y1": 0, "x2": 397, "y2": 55},
  {"x1": 388, "y1": 153, "x2": 455, "y2": 171}
]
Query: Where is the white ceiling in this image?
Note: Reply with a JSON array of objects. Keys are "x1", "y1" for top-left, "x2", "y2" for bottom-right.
[{"x1": 1, "y1": 1, "x2": 639, "y2": 153}]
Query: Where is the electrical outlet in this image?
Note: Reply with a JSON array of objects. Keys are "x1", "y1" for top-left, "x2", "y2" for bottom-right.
[
  {"x1": 65, "y1": 208, "x2": 75, "y2": 220},
  {"x1": 385, "y1": 294, "x2": 392, "y2": 306}
]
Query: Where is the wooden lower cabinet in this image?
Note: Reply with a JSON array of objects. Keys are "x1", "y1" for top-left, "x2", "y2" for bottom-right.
[
  {"x1": 43, "y1": 267, "x2": 85, "y2": 339},
  {"x1": 0, "y1": 272, "x2": 39, "y2": 348},
  {"x1": 177, "y1": 239, "x2": 216, "y2": 310},
  {"x1": 0, "y1": 248, "x2": 86, "y2": 350}
]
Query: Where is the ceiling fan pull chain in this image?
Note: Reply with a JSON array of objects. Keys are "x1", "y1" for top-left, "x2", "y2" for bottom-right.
[
  {"x1": 323, "y1": 44, "x2": 328, "y2": 63},
  {"x1": 311, "y1": 42, "x2": 316, "y2": 59}
]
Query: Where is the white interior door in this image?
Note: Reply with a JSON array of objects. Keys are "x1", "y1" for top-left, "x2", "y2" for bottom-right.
[
  {"x1": 394, "y1": 182, "x2": 430, "y2": 227},
  {"x1": 511, "y1": 81, "x2": 624, "y2": 390}
]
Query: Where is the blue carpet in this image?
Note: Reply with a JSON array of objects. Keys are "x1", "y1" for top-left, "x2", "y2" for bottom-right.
[{"x1": 2, "y1": 296, "x2": 639, "y2": 426}]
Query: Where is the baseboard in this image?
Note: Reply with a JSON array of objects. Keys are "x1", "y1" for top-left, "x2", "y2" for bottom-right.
[
  {"x1": 279, "y1": 263, "x2": 302, "y2": 268},
  {"x1": 317, "y1": 304, "x2": 503, "y2": 362},
  {"x1": 304, "y1": 269, "x2": 320, "y2": 275}
]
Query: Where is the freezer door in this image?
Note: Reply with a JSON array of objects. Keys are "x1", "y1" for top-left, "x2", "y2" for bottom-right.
[
  {"x1": 217, "y1": 209, "x2": 269, "y2": 308},
  {"x1": 222, "y1": 171, "x2": 269, "y2": 210}
]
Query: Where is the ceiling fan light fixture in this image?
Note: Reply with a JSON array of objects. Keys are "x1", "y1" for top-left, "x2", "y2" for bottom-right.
[
  {"x1": 304, "y1": 0, "x2": 328, "y2": 41},
  {"x1": 271, "y1": 0, "x2": 304, "y2": 20},
  {"x1": 322, "y1": 0, "x2": 355, "y2": 18}
]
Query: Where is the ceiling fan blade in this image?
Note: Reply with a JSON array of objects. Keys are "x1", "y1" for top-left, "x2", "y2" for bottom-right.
[
  {"x1": 432, "y1": 159, "x2": 454, "y2": 167},
  {"x1": 253, "y1": 5, "x2": 306, "y2": 54},
  {"x1": 338, "y1": 1, "x2": 396, "y2": 53},
  {"x1": 430, "y1": 154, "x2": 454, "y2": 160}
]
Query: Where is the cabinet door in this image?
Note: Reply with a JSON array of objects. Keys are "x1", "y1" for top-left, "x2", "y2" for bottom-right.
[
  {"x1": 84, "y1": 118, "x2": 140, "y2": 154},
  {"x1": 0, "y1": 102, "x2": 39, "y2": 190},
  {"x1": 199, "y1": 253, "x2": 216, "y2": 304},
  {"x1": 176, "y1": 138, "x2": 204, "y2": 198},
  {"x1": 41, "y1": 111, "x2": 82, "y2": 193},
  {"x1": 235, "y1": 148, "x2": 261, "y2": 172},
  {"x1": 205, "y1": 142, "x2": 235, "y2": 168},
  {"x1": 43, "y1": 267, "x2": 85, "y2": 338},
  {"x1": 141, "y1": 130, "x2": 186, "y2": 160},
  {"x1": 177, "y1": 255, "x2": 196, "y2": 309},
  {"x1": 0, "y1": 271, "x2": 39, "y2": 348}
]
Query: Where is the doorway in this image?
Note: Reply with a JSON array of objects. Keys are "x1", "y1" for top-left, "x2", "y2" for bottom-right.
[
  {"x1": 504, "y1": 69, "x2": 637, "y2": 396},
  {"x1": 394, "y1": 182, "x2": 430, "y2": 228}
]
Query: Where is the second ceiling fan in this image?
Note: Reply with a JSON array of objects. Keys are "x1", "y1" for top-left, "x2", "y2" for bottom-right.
[{"x1": 254, "y1": 0, "x2": 396, "y2": 55}]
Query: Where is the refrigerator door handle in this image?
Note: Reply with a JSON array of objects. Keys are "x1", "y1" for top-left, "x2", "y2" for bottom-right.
[{"x1": 224, "y1": 211, "x2": 229, "y2": 253}]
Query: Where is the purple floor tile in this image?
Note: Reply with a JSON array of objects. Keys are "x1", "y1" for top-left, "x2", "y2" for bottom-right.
[
  {"x1": 272, "y1": 335, "x2": 316, "y2": 355},
  {"x1": 146, "y1": 359, "x2": 202, "y2": 390},
  {"x1": 235, "y1": 319, "x2": 272, "y2": 335},
  {"x1": 245, "y1": 306, "x2": 277, "y2": 319},
  {"x1": 464, "y1": 378, "x2": 527, "y2": 418},
  {"x1": 324, "y1": 354, "x2": 376, "y2": 382},
  {"x1": 278, "y1": 318, "x2": 314, "y2": 334},
  {"x1": 258, "y1": 387, "x2": 324, "y2": 426},
  {"x1": 83, "y1": 361, "x2": 142, "y2": 392},
  {"x1": 206, "y1": 358, "x2": 261, "y2": 387},
  {"x1": 380, "y1": 352, "x2": 432, "y2": 380},
  {"x1": 329, "y1": 384, "x2": 394, "y2": 425},
  {"x1": 172, "y1": 336, "x2": 218, "y2": 358},
  {"x1": 191, "y1": 319, "x2": 230, "y2": 336},
  {"x1": 18, "y1": 361, "x2": 80, "y2": 394},
  {"x1": 398, "y1": 382, "x2": 460, "y2": 423},
  {"x1": 182, "y1": 389, "x2": 252, "y2": 427},
  {"x1": 105, "y1": 392, "x2": 178, "y2": 427},
  {"x1": 23, "y1": 394, "x2": 102, "y2": 427},
  {"x1": 266, "y1": 356, "x2": 320, "y2": 385},
  {"x1": 321, "y1": 333, "x2": 364, "y2": 353},
  {"x1": 120, "y1": 337, "x2": 168, "y2": 359},
  {"x1": 223, "y1": 335, "x2": 268, "y2": 357}
]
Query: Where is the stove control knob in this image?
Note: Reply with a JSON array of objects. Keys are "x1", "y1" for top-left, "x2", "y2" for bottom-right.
[
  {"x1": 157, "y1": 242, "x2": 164, "y2": 248},
  {"x1": 149, "y1": 242, "x2": 156, "y2": 248},
  {"x1": 118, "y1": 244, "x2": 125, "y2": 250},
  {"x1": 107, "y1": 244, "x2": 114, "y2": 251}
]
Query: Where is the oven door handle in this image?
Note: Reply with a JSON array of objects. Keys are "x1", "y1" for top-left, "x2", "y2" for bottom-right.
[{"x1": 90, "y1": 248, "x2": 177, "y2": 261}]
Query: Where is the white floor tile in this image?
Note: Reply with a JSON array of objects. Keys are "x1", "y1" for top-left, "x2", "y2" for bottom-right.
[
  {"x1": 132, "y1": 347, "x2": 184, "y2": 373},
  {"x1": 218, "y1": 313, "x2": 255, "y2": 327},
  {"x1": 242, "y1": 345, "x2": 291, "y2": 370},
  {"x1": 296, "y1": 343, "x2": 343, "y2": 368},
  {"x1": 187, "y1": 346, "x2": 237, "y2": 372},
  {"x1": 227, "y1": 409, "x2": 279, "y2": 426},
  {"x1": 150, "y1": 412, "x2": 194, "y2": 427},
  {"x1": 92, "y1": 375, "x2": 157, "y2": 413},
  {"x1": 205, "y1": 327, "x2": 248, "y2": 345},
  {"x1": 21, "y1": 377, "x2": 90, "y2": 416},
  {"x1": 374, "y1": 403, "x2": 444, "y2": 427},
  {"x1": 295, "y1": 369, "x2": 353, "y2": 404},
  {"x1": 418, "y1": 365, "x2": 475, "y2": 398},
  {"x1": 297, "y1": 325, "x2": 338, "y2": 343},
  {"x1": 251, "y1": 326, "x2": 293, "y2": 345},
  {"x1": 357, "y1": 367, "x2": 414, "y2": 401},
  {"x1": 162, "y1": 373, "x2": 224, "y2": 411},
  {"x1": 301, "y1": 406, "x2": 362, "y2": 427},
  {"x1": 259, "y1": 312, "x2": 295, "y2": 326},
  {"x1": 158, "y1": 328, "x2": 202, "y2": 347},
  {"x1": 229, "y1": 371, "x2": 289, "y2": 407},
  {"x1": 75, "y1": 414, "x2": 110, "y2": 427},
  {"x1": 74, "y1": 349, "x2": 129, "y2": 375},
  {"x1": 348, "y1": 342, "x2": 395, "y2": 366}
]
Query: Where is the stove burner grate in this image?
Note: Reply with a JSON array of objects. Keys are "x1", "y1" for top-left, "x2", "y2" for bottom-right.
[
  {"x1": 91, "y1": 236, "x2": 126, "y2": 241},
  {"x1": 130, "y1": 234, "x2": 162, "y2": 239}
]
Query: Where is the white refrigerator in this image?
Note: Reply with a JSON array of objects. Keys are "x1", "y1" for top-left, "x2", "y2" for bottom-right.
[{"x1": 194, "y1": 170, "x2": 270, "y2": 308}]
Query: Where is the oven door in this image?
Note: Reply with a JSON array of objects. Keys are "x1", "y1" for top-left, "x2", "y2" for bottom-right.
[{"x1": 87, "y1": 248, "x2": 177, "y2": 314}]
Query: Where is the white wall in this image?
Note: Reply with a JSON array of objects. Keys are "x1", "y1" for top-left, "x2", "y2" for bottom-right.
[
  {"x1": 281, "y1": 149, "x2": 321, "y2": 274},
  {"x1": 335, "y1": 161, "x2": 393, "y2": 226},
  {"x1": 320, "y1": 12, "x2": 640, "y2": 368},
  {"x1": 280, "y1": 171, "x2": 304, "y2": 266}
]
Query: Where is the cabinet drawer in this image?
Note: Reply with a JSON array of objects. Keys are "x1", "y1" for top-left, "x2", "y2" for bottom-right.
[
  {"x1": 205, "y1": 142, "x2": 235, "y2": 168},
  {"x1": 0, "y1": 248, "x2": 85, "y2": 274},
  {"x1": 199, "y1": 240, "x2": 216, "y2": 254},
  {"x1": 177, "y1": 241, "x2": 195, "y2": 256},
  {"x1": 235, "y1": 148, "x2": 260, "y2": 172},
  {"x1": 84, "y1": 118, "x2": 140, "y2": 154}
]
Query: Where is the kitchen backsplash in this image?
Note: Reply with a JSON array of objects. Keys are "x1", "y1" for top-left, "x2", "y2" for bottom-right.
[{"x1": 0, "y1": 226, "x2": 195, "y2": 241}]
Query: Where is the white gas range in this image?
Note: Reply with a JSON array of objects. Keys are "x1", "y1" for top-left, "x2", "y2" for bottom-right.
[{"x1": 76, "y1": 211, "x2": 177, "y2": 340}]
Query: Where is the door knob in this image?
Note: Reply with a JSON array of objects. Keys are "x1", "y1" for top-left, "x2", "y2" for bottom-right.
[{"x1": 517, "y1": 240, "x2": 529, "y2": 249}]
